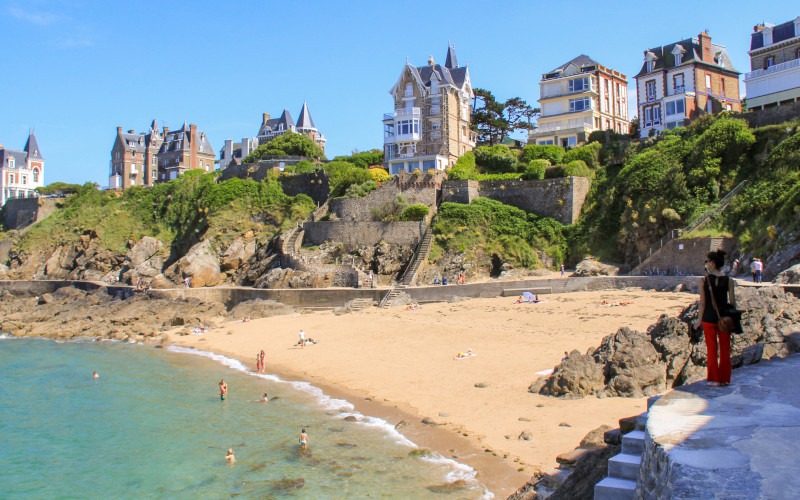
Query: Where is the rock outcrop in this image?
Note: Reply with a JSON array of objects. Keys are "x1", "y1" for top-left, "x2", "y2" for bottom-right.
[
  {"x1": 166, "y1": 239, "x2": 221, "y2": 287},
  {"x1": 573, "y1": 258, "x2": 619, "y2": 277},
  {"x1": 532, "y1": 286, "x2": 800, "y2": 398},
  {"x1": 774, "y1": 262, "x2": 800, "y2": 284}
]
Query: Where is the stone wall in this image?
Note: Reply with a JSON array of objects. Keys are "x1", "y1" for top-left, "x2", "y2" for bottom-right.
[
  {"x1": 1, "y1": 197, "x2": 58, "y2": 230},
  {"x1": 279, "y1": 171, "x2": 330, "y2": 205},
  {"x1": 302, "y1": 221, "x2": 424, "y2": 248},
  {"x1": 631, "y1": 237, "x2": 738, "y2": 275},
  {"x1": 329, "y1": 180, "x2": 437, "y2": 221},
  {"x1": 741, "y1": 101, "x2": 800, "y2": 127},
  {"x1": 440, "y1": 176, "x2": 591, "y2": 225}
]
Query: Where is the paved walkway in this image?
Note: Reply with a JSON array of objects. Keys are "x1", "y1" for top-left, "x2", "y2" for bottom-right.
[{"x1": 644, "y1": 354, "x2": 800, "y2": 499}]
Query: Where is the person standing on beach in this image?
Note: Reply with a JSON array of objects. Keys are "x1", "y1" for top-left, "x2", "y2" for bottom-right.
[
  {"x1": 299, "y1": 429, "x2": 310, "y2": 450},
  {"x1": 260, "y1": 350, "x2": 266, "y2": 373},
  {"x1": 255, "y1": 353, "x2": 261, "y2": 373},
  {"x1": 693, "y1": 250, "x2": 736, "y2": 387},
  {"x1": 299, "y1": 330, "x2": 306, "y2": 348},
  {"x1": 561, "y1": 264, "x2": 565, "y2": 277},
  {"x1": 219, "y1": 380, "x2": 228, "y2": 400}
]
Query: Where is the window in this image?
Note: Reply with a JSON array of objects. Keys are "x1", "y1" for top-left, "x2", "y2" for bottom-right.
[
  {"x1": 644, "y1": 107, "x2": 652, "y2": 124},
  {"x1": 33, "y1": 169, "x2": 39, "y2": 182},
  {"x1": 568, "y1": 77, "x2": 589, "y2": 92},
  {"x1": 538, "y1": 139, "x2": 554, "y2": 145},
  {"x1": 567, "y1": 137, "x2": 577, "y2": 147},
  {"x1": 405, "y1": 83, "x2": 413, "y2": 97},
  {"x1": 22, "y1": 176, "x2": 27, "y2": 185},
  {"x1": 726, "y1": 103, "x2": 732, "y2": 111},
  {"x1": 666, "y1": 99, "x2": 685, "y2": 116},
  {"x1": 764, "y1": 56, "x2": 775, "y2": 69},
  {"x1": 569, "y1": 97, "x2": 590, "y2": 112},
  {"x1": 645, "y1": 80, "x2": 656, "y2": 101},
  {"x1": 652, "y1": 105, "x2": 661, "y2": 124},
  {"x1": 673, "y1": 73, "x2": 684, "y2": 93},
  {"x1": 705, "y1": 74, "x2": 711, "y2": 90},
  {"x1": 721, "y1": 79, "x2": 726, "y2": 97},
  {"x1": 646, "y1": 61, "x2": 655, "y2": 72},
  {"x1": 604, "y1": 79, "x2": 610, "y2": 94},
  {"x1": 8, "y1": 158, "x2": 14, "y2": 169},
  {"x1": 675, "y1": 53, "x2": 682, "y2": 65},
  {"x1": 707, "y1": 99, "x2": 713, "y2": 113},
  {"x1": 9, "y1": 174, "x2": 15, "y2": 183}
]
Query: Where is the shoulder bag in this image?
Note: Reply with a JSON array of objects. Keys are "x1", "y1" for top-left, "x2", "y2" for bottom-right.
[{"x1": 706, "y1": 276, "x2": 736, "y2": 333}]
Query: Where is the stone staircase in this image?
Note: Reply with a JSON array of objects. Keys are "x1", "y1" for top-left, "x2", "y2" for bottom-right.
[
  {"x1": 349, "y1": 298, "x2": 374, "y2": 312},
  {"x1": 379, "y1": 284, "x2": 402, "y2": 308},
  {"x1": 594, "y1": 397, "x2": 659, "y2": 499},
  {"x1": 630, "y1": 180, "x2": 747, "y2": 275},
  {"x1": 400, "y1": 222, "x2": 434, "y2": 286}
]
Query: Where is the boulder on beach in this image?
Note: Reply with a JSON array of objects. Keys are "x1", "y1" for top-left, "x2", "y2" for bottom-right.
[{"x1": 572, "y1": 258, "x2": 619, "y2": 277}]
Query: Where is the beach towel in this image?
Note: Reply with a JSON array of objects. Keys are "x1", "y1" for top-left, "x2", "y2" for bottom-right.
[{"x1": 523, "y1": 292, "x2": 537, "y2": 302}]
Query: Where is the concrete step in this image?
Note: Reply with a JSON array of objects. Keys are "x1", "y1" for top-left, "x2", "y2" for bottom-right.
[
  {"x1": 594, "y1": 476, "x2": 636, "y2": 500},
  {"x1": 607, "y1": 453, "x2": 641, "y2": 481},
  {"x1": 636, "y1": 412, "x2": 648, "y2": 431},
  {"x1": 622, "y1": 430, "x2": 645, "y2": 455}
]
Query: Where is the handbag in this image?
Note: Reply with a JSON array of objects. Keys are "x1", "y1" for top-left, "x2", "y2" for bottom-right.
[{"x1": 706, "y1": 276, "x2": 737, "y2": 333}]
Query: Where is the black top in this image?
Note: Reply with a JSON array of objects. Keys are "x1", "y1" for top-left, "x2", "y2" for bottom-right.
[{"x1": 702, "y1": 274, "x2": 731, "y2": 323}]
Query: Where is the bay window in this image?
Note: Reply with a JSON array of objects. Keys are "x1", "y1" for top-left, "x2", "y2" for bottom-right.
[
  {"x1": 569, "y1": 97, "x2": 590, "y2": 112},
  {"x1": 568, "y1": 77, "x2": 589, "y2": 92}
]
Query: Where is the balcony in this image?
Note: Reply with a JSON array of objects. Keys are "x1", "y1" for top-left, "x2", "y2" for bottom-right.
[
  {"x1": 667, "y1": 85, "x2": 686, "y2": 96},
  {"x1": 394, "y1": 107, "x2": 421, "y2": 118},
  {"x1": 430, "y1": 105, "x2": 441, "y2": 115},
  {"x1": 395, "y1": 132, "x2": 420, "y2": 142},
  {"x1": 130, "y1": 166, "x2": 139, "y2": 175},
  {"x1": 745, "y1": 58, "x2": 800, "y2": 80}
]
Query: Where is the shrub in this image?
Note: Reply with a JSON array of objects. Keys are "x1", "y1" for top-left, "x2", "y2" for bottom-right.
[
  {"x1": 544, "y1": 165, "x2": 566, "y2": 178},
  {"x1": 563, "y1": 142, "x2": 601, "y2": 169},
  {"x1": 523, "y1": 159, "x2": 548, "y2": 180},
  {"x1": 473, "y1": 145, "x2": 519, "y2": 173},
  {"x1": 369, "y1": 167, "x2": 390, "y2": 183},
  {"x1": 564, "y1": 160, "x2": 591, "y2": 178},
  {"x1": 343, "y1": 180, "x2": 378, "y2": 198},
  {"x1": 521, "y1": 144, "x2": 565, "y2": 165},
  {"x1": 333, "y1": 149, "x2": 384, "y2": 169},
  {"x1": 401, "y1": 204, "x2": 430, "y2": 221},
  {"x1": 241, "y1": 132, "x2": 325, "y2": 162}
]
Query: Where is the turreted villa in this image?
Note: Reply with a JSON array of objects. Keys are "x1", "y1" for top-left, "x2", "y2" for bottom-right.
[
  {"x1": 0, "y1": 130, "x2": 44, "y2": 205},
  {"x1": 383, "y1": 44, "x2": 476, "y2": 175},
  {"x1": 255, "y1": 102, "x2": 326, "y2": 154}
]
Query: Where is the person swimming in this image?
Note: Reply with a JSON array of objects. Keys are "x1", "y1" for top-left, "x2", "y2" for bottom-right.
[
  {"x1": 225, "y1": 448, "x2": 235, "y2": 463},
  {"x1": 219, "y1": 380, "x2": 228, "y2": 401},
  {"x1": 93, "y1": 371, "x2": 99, "y2": 379}
]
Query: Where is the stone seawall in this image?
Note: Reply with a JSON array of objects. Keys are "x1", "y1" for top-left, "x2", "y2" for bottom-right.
[
  {"x1": 633, "y1": 237, "x2": 738, "y2": 275},
  {"x1": 440, "y1": 177, "x2": 590, "y2": 225},
  {"x1": 302, "y1": 221, "x2": 424, "y2": 248}
]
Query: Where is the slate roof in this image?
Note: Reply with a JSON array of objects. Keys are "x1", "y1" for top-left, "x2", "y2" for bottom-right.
[
  {"x1": 751, "y1": 19, "x2": 799, "y2": 51},
  {"x1": 546, "y1": 54, "x2": 600, "y2": 76},
  {"x1": 159, "y1": 123, "x2": 214, "y2": 155},
  {"x1": 23, "y1": 131, "x2": 42, "y2": 159},
  {"x1": 636, "y1": 36, "x2": 738, "y2": 77},
  {"x1": 445, "y1": 44, "x2": 458, "y2": 69},
  {"x1": 0, "y1": 148, "x2": 28, "y2": 167},
  {"x1": 415, "y1": 63, "x2": 468, "y2": 89},
  {"x1": 258, "y1": 109, "x2": 294, "y2": 136},
  {"x1": 295, "y1": 102, "x2": 316, "y2": 130}
]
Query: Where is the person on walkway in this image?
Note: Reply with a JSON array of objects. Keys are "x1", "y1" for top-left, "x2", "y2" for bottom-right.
[
  {"x1": 731, "y1": 258, "x2": 739, "y2": 276},
  {"x1": 560, "y1": 264, "x2": 566, "y2": 278},
  {"x1": 750, "y1": 259, "x2": 758, "y2": 282},
  {"x1": 693, "y1": 250, "x2": 736, "y2": 387},
  {"x1": 754, "y1": 258, "x2": 763, "y2": 283}
]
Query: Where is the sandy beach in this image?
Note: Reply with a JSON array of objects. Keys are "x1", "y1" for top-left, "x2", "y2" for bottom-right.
[{"x1": 170, "y1": 287, "x2": 695, "y2": 497}]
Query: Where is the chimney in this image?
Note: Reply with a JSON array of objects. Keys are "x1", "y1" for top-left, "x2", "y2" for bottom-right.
[
  {"x1": 428, "y1": 55, "x2": 435, "y2": 66},
  {"x1": 262, "y1": 113, "x2": 270, "y2": 126},
  {"x1": 117, "y1": 126, "x2": 122, "y2": 135},
  {"x1": 753, "y1": 24, "x2": 766, "y2": 33},
  {"x1": 128, "y1": 129, "x2": 134, "y2": 134},
  {"x1": 698, "y1": 31, "x2": 712, "y2": 63},
  {"x1": 163, "y1": 126, "x2": 169, "y2": 135},
  {"x1": 190, "y1": 124, "x2": 198, "y2": 170}
]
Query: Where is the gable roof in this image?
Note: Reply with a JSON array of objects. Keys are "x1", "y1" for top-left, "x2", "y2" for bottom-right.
[
  {"x1": 258, "y1": 109, "x2": 295, "y2": 136},
  {"x1": 390, "y1": 45, "x2": 471, "y2": 96},
  {"x1": 296, "y1": 102, "x2": 316, "y2": 130},
  {"x1": 636, "y1": 36, "x2": 738, "y2": 77},
  {"x1": 24, "y1": 131, "x2": 43, "y2": 159}
]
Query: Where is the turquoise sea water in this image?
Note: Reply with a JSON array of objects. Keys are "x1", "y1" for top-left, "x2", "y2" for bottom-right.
[{"x1": 0, "y1": 337, "x2": 488, "y2": 499}]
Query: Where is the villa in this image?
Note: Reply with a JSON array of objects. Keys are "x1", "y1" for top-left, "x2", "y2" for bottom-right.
[
  {"x1": 0, "y1": 131, "x2": 44, "y2": 205},
  {"x1": 744, "y1": 17, "x2": 800, "y2": 110}
]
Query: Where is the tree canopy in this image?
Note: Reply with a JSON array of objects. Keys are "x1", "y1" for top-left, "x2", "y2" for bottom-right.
[
  {"x1": 471, "y1": 89, "x2": 539, "y2": 146},
  {"x1": 241, "y1": 132, "x2": 326, "y2": 163}
]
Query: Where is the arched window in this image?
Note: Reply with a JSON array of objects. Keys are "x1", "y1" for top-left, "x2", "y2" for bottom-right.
[{"x1": 33, "y1": 169, "x2": 39, "y2": 183}]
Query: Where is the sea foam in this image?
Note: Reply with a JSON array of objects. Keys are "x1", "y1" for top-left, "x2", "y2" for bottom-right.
[{"x1": 165, "y1": 345, "x2": 491, "y2": 498}]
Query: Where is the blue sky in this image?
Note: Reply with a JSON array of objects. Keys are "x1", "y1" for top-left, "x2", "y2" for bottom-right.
[{"x1": 1, "y1": 0, "x2": 797, "y2": 185}]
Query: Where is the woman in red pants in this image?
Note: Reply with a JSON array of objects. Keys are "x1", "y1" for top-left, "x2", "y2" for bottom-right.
[{"x1": 693, "y1": 250, "x2": 737, "y2": 386}]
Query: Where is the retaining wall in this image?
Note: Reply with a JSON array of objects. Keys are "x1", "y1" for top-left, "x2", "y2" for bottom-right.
[
  {"x1": 633, "y1": 237, "x2": 738, "y2": 275},
  {"x1": 1, "y1": 197, "x2": 58, "y2": 230},
  {"x1": 741, "y1": 100, "x2": 800, "y2": 128},
  {"x1": 440, "y1": 176, "x2": 591, "y2": 225},
  {"x1": 302, "y1": 221, "x2": 423, "y2": 248},
  {"x1": 329, "y1": 181, "x2": 437, "y2": 221}
]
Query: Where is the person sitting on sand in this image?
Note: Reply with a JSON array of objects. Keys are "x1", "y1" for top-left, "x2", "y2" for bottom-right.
[
  {"x1": 219, "y1": 380, "x2": 228, "y2": 401},
  {"x1": 225, "y1": 448, "x2": 235, "y2": 463},
  {"x1": 299, "y1": 429, "x2": 310, "y2": 450}
]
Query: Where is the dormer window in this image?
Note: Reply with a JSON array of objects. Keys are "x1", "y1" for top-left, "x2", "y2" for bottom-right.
[
  {"x1": 674, "y1": 53, "x2": 682, "y2": 65},
  {"x1": 646, "y1": 61, "x2": 655, "y2": 72},
  {"x1": 8, "y1": 158, "x2": 14, "y2": 169}
]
